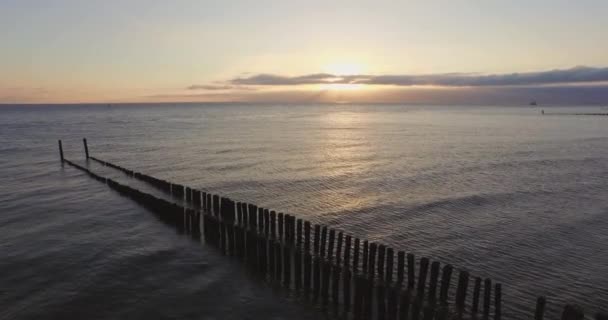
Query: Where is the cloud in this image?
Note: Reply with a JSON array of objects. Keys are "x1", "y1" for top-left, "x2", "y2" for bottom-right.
[
  {"x1": 230, "y1": 73, "x2": 346, "y2": 85},
  {"x1": 227, "y1": 66, "x2": 608, "y2": 87},
  {"x1": 149, "y1": 84, "x2": 608, "y2": 105},
  {"x1": 187, "y1": 84, "x2": 257, "y2": 91}
]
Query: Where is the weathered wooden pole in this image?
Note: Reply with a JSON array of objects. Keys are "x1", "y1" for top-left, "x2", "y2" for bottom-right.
[
  {"x1": 304, "y1": 221, "x2": 311, "y2": 253},
  {"x1": 264, "y1": 209, "x2": 270, "y2": 237},
  {"x1": 278, "y1": 212, "x2": 284, "y2": 240},
  {"x1": 397, "y1": 251, "x2": 405, "y2": 285},
  {"x1": 320, "y1": 226, "x2": 328, "y2": 257},
  {"x1": 83, "y1": 138, "x2": 89, "y2": 159},
  {"x1": 368, "y1": 243, "x2": 377, "y2": 279},
  {"x1": 417, "y1": 257, "x2": 429, "y2": 298},
  {"x1": 483, "y1": 278, "x2": 492, "y2": 319},
  {"x1": 455, "y1": 270, "x2": 470, "y2": 317},
  {"x1": 377, "y1": 283, "x2": 387, "y2": 320},
  {"x1": 378, "y1": 245, "x2": 386, "y2": 281},
  {"x1": 321, "y1": 261, "x2": 331, "y2": 307},
  {"x1": 428, "y1": 261, "x2": 440, "y2": 303},
  {"x1": 297, "y1": 219, "x2": 303, "y2": 248},
  {"x1": 398, "y1": 290, "x2": 411, "y2": 320},
  {"x1": 353, "y1": 238, "x2": 361, "y2": 274},
  {"x1": 407, "y1": 253, "x2": 416, "y2": 290},
  {"x1": 561, "y1": 305, "x2": 584, "y2": 320},
  {"x1": 332, "y1": 264, "x2": 340, "y2": 308},
  {"x1": 295, "y1": 247, "x2": 302, "y2": 291},
  {"x1": 270, "y1": 211, "x2": 277, "y2": 238},
  {"x1": 336, "y1": 231, "x2": 343, "y2": 266},
  {"x1": 386, "y1": 248, "x2": 394, "y2": 284},
  {"x1": 313, "y1": 224, "x2": 321, "y2": 255},
  {"x1": 362, "y1": 240, "x2": 369, "y2": 274},
  {"x1": 58, "y1": 140, "x2": 64, "y2": 162},
  {"x1": 439, "y1": 264, "x2": 453, "y2": 306},
  {"x1": 313, "y1": 256, "x2": 321, "y2": 301},
  {"x1": 534, "y1": 296, "x2": 546, "y2": 320},
  {"x1": 327, "y1": 229, "x2": 335, "y2": 261},
  {"x1": 494, "y1": 283, "x2": 502, "y2": 320},
  {"x1": 283, "y1": 245, "x2": 291, "y2": 288},
  {"x1": 304, "y1": 252, "x2": 312, "y2": 296}
]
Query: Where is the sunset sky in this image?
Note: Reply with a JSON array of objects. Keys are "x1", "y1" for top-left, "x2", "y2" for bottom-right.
[{"x1": 2, "y1": 0, "x2": 608, "y2": 104}]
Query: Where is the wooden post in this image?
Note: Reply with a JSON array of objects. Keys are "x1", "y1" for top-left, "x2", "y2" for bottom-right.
[
  {"x1": 483, "y1": 278, "x2": 492, "y2": 319},
  {"x1": 397, "y1": 251, "x2": 405, "y2": 285},
  {"x1": 83, "y1": 138, "x2": 89, "y2": 159},
  {"x1": 386, "y1": 248, "x2": 394, "y2": 284},
  {"x1": 561, "y1": 305, "x2": 584, "y2": 320},
  {"x1": 58, "y1": 140, "x2": 64, "y2": 162},
  {"x1": 362, "y1": 240, "x2": 369, "y2": 275},
  {"x1": 258, "y1": 207, "x2": 264, "y2": 235},
  {"x1": 422, "y1": 305, "x2": 435, "y2": 320},
  {"x1": 494, "y1": 283, "x2": 502, "y2": 320},
  {"x1": 278, "y1": 212, "x2": 284, "y2": 240},
  {"x1": 264, "y1": 209, "x2": 270, "y2": 237},
  {"x1": 320, "y1": 226, "x2": 328, "y2": 258},
  {"x1": 270, "y1": 211, "x2": 276, "y2": 238},
  {"x1": 295, "y1": 247, "x2": 302, "y2": 291},
  {"x1": 354, "y1": 276, "x2": 363, "y2": 319},
  {"x1": 313, "y1": 256, "x2": 321, "y2": 301},
  {"x1": 439, "y1": 264, "x2": 453, "y2": 306},
  {"x1": 343, "y1": 269, "x2": 352, "y2": 312},
  {"x1": 313, "y1": 224, "x2": 320, "y2": 255},
  {"x1": 258, "y1": 236, "x2": 267, "y2": 275},
  {"x1": 353, "y1": 238, "x2": 361, "y2": 274},
  {"x1": 344, "y1": 235, "x2": 352, "y2": 271},
  {"x1": 304, "y1": 252, "x2": 312, "y2": 296},
  {"x1": 534, "y1": 296, "x2": 546, "y2": 320},
  {"x1": 407, "y1": 253, "x2": 416, "y2": 290},
  {"x1": 321, "y1": 261, "x2": 331, "y2": 307},
  {"x1": 595, "y1": 313, "x2": 608, "y2": 320},
  {"x1": 398, "y1": 290, "x2": 411, "y2": 320},
  {"x1": 428, "y1": 261, "x2": 440, "y2": 304},
  {"x1": 336, "y1": 231, "x2": 343, "y2": 267},
  {"x1": 378, "y1": 245, "x2": 386, "y2": 281},
  {"x1": 417, "y1": 257, "x2": 429, "y2": 298},
  {"x1": 297, "y1": 219, "x2": 303, "y2": 248},
  {"x1": 471, "y1": 277, "x2": 482, "y2": 315},
  {"x1": 377, "y1": 283, "x2": 386, "y2": 320},
  {"x1": 283, "y1": 245, "x2": 291, "y2": 288},
  {"x1": 368, "y1": 243, "x2": 377, "y2": 279},
  {"x1": 455, "y1": 270, "x2": 470, "y2": 316},
  {"x1": 304, "y1": 221, "x2": 311, "y2": 253},
  {"x1": 274, "y1": 241, "x2": 282, "y2": 281},
  {"x1": 332, "y1": 264, "x2": 340, "y2": 308},
  {"x1": 387, "y1": 285, "x2": 398, "y2": 320},
  {"x1": 328, "y1": 229, "x2": 335, "y2": 261},
  {"x1": 411, "y1": 298, "x2": 422, "y2": 320}
]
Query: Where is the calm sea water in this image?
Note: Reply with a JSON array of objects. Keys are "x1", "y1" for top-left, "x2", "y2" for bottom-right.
[{"x1": 1, "y1": 104, "x2": 607, "y2": 319}]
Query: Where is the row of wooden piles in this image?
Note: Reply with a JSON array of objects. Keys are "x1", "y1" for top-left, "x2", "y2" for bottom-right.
[{"x1": 58, "y1": 138, "x2": 606, "y2": 320}]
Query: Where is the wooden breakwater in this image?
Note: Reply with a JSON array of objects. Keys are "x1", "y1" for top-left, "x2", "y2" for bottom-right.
[{"x1": 60, "y1": 139, "x2": 606, "y2": 320}]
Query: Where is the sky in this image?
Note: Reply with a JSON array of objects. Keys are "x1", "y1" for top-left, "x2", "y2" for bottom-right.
[{"x1": 2, "y1": 0, "x2": 608, "y2": 104}]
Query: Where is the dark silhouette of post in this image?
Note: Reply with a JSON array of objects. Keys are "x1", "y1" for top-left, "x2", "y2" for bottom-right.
[
  {"x1": 58, "y1": 140, "x2": 64, "y2": 162},
  {"x1": 83, "y1": 138, "x2": 89, "y2": 159}
]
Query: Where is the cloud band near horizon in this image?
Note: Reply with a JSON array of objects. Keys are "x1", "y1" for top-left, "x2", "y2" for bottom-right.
[{"x1": 220, "y1": 66, "x2": 608, "y2": 88}]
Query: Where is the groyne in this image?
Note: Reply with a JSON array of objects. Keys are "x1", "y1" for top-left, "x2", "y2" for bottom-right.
[{"x1": 58, "y1": 139, "x2": 606, "y2": 320}]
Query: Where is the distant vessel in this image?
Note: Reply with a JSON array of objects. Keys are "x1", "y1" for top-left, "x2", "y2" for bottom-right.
[{"x1": 529, "y1": 100, "x2": 537, "y2": 106}]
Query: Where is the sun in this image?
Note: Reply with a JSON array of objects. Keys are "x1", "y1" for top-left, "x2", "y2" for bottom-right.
[
  {"x1": 321, "y1": 62, "x2": 365, "y2": 90},
  {"x1": 324, "y1": 62, "x2": 364, "y2": 76}
]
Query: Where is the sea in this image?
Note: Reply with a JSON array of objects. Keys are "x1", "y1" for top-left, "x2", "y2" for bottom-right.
[{"x1": 1, "y1": 104, "x2": 607, "y2": 319}]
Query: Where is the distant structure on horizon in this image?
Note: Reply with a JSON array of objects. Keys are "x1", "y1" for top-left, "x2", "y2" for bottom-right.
[{"x1": 530, "y1": 100, "x2": 538, "y2": 106}]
